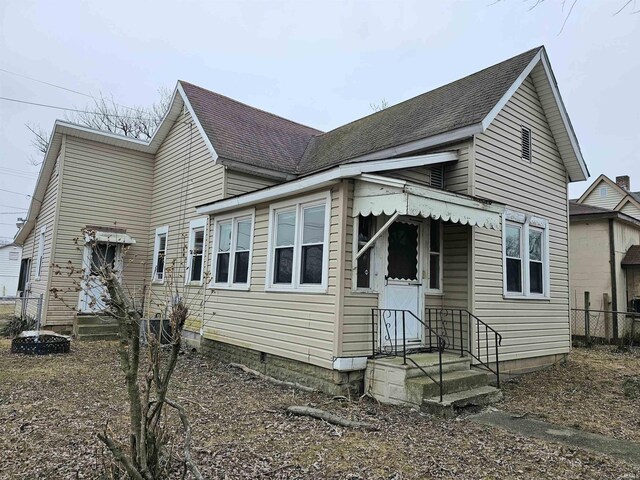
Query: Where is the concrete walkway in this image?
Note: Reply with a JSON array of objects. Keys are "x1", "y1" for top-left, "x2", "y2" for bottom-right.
[{"x1": 470, "y1": 410, "x2": 640, "y2": 465}]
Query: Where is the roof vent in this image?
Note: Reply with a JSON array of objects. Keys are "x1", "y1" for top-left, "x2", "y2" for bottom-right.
[
  {"x1": 521, "y1": 126, "x2": 532, "y2": 161},
  {"x1": 616, "y1": 175, "x2": 630, "y2": 191},
  {"x1": 430, "y1": 165, "x2": 444, "y2": 189}
]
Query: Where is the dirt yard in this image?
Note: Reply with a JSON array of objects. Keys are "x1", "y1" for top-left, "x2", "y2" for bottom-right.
[
  {"x1": 501, "y1": 346, "x2": 640, "y2": 442},
  {"x1": 0, "y1": 341, "x2": 638, "y2": 479}
]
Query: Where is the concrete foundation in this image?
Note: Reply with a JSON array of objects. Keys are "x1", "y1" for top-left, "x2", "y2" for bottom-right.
[{"x1": 200, "y1": 338, "x2": 364, "y2": 396}]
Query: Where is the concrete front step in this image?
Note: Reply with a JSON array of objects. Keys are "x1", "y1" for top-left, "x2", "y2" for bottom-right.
[
  {"x1": 78, "y1": 332, "x2": 121, "y2": 341},
  {"x1": 406, "y1": 369, "x2": 489, "y2": 402},
  {"x1": 422, "y1": 385, "x2": 503, "y2": 418},
  {"x1": 77, "y1": 323, "x2": 120, "y2": 335},
  {"x1": 76, "y1": 316, "x2": 120, "y2": 340},
  {"x1": 76, "y1": 315, "x2": 117, "y2": 326}
]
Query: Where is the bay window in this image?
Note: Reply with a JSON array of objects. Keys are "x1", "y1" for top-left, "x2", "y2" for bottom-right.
[{"x1": 212, "y1": 212, "x2": 254, "y2": 289}]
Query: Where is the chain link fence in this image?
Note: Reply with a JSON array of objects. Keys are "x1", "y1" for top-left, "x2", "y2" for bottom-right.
[
  {"x1": 0, "y1": 295, "x2": 43, "y2": 327},
  {"x1": 571, "y1": 308, "x2": 640, "y2": 347}
]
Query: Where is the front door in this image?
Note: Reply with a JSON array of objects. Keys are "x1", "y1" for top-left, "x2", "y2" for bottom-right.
[
  {"x1": 79, "y1": 243, "x2": 120, "y2": 313},
  {"x1": 381, "y1": 219, "x2": 423, "y2": 345}
]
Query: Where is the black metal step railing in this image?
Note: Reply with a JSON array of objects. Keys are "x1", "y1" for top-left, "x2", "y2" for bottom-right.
[
  {"x1": 371, "y1": 309, "x2": 447, "y2": 401},
  {"x1": 426, "y1": 308, "x2": 502, "y2": 387}
]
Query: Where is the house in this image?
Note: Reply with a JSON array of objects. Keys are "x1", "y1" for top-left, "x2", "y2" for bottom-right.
[
  {"x1": 14, "y1": 46, "x2": 588, "y2": 407},
  {"x1": 569, "y1": 175, "x2": 640, "y2": 339},
  {"x1": 0, "y1": 243, "x2": 22, "y2": 296}
]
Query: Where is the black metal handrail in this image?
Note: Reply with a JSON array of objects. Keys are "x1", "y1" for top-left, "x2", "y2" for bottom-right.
[
  {"x1": 371, "y1": 308, "x2": 447, "y2": 401},
  {"x1": 426, "y1": 308, "x2": 502, "y2": 388}
]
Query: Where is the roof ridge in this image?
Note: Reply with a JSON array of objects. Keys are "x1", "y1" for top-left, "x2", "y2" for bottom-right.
[
  {"x1": 309, "y1": 46, "x2": 543, "y2": 139},
  {"x1": 178, "y1": 80, "x2": 323, "y2": 134}
]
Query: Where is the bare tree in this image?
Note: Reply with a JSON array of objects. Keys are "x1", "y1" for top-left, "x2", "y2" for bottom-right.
[
  {"x1": 370, "y1": 98, "x2": 389, "y2": 112},
  {"x1": 27, "y1": 87, "x2": 172, "y2": 162}
]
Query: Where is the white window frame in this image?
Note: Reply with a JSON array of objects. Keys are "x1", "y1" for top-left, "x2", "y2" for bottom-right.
[
  {"x1": 152, "y1": 226, "x2": 169, "y2": 283},
  {"x1": 502, "y1": 210, "x2": 550, "y2": 299},
  {"x1": 210, "y1": 209, "x2": 255, "y2": 290},
  {"x1": 35, "y1": 225, "x2": 46, "y2": 280},
  {"x1": 185, "y1": 217, "x2": 208, "y2": 285},
  {"x1": 352, "y1": 215, "x2": 378, "y2": 293},
  {"x1": 265, "y1": 192, "x2": 331, "y2": 293},
  {"x1": 426, "y1": 218, "x2": 444, "y2": 294}
]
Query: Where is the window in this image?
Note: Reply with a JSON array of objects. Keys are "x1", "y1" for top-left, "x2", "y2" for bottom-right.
[
  {"x1": 211, "y1": 212, "x2": 254, "y2": 289},
  {"x1": 267, "y1": 193, "x2": 330, "y2": 291},
  {"x1": 503, "y1": 211, "x2": 548, "y2": 297},
  {"x1": 599, "y1": 186, "x2": 608, "y2": 198},
  {"x1": 152, "y1": 226, "x2": 169, "y2": 282},
  {"x1": 35, "y1": 225, "x2": 46, "y2": 280},
  {"x1": 355, "y1": 215, "x2": 375, "y2": 290},
  {"x1": 17, "y1": 258, "x2": 31, "y2": 294},
  {"x1": 521, "y1": 126, "x2": 532, "y2": 161},
  {"x1": 428, "y1": 219, "x2": 443, "y2": 291},
  {"x1": 186, "y1": 218, "x2": 207, "y2": 284}
]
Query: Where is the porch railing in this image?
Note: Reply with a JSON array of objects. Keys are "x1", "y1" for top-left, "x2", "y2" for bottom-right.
[
  {"x1": 426, "y1": 308, "x2": 502, "y2": 387},
  {"x1": 371, "y1": 308, "x2": 447, "y2": 401}
]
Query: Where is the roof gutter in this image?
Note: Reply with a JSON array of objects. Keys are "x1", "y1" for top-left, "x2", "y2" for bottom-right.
[{"x1": 196, "y1": 151, "x2": 458, "y2": 215}]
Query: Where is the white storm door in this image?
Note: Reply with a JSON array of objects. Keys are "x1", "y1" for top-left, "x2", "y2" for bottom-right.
[
  {"x1": 79, "y1": 243, "x2": 120, "y2": 313},
  {"x1": 381, "y1": 220, "x2": 423, "y2": 345}
]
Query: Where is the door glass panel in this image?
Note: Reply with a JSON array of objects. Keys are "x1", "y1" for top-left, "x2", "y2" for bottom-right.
[
  {"x1": 387, "y1": 222, "x2": 418, "y2": 281},
  {"x1": 91, "y1": 244, "x2": 117, "y2": 275}
]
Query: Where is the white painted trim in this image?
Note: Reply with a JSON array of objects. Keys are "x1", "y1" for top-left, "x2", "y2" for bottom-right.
[
  {"x1": 185, "y1": 217, "x2": 208, "y2": 286},
  {"x1": 332, "y1": 356, "x2": 368, "y2": 371},
  {"x1": 265, "y1": 191, "x2": 331, "y2": 293},
  {"x1": 176, "y1": 83, "x2": 219, "y2": 163},
  {"x1": 196, "y1": 151, "x2": 458, "y2": 216},
  {"x1": 209, "y1": 208, "x2": 256, "y2": 290},
  {"x1": 152, "y1": 225, "x2": 169, "y2": 284}
]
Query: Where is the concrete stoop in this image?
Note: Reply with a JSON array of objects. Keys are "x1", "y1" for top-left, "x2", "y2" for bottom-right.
[
  {"x1": 365, "y1": 352, "x2": 502, "y2": 416},
  {"x1": 76, "y1": 315, "x2": 120, "y2": 341}
]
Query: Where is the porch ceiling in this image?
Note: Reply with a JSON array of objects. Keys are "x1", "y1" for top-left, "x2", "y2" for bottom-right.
[{"x1": 352, "y1": 175, "x2": 504, "y2": 230}]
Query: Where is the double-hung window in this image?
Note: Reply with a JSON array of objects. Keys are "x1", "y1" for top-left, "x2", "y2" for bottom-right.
[
  {"x1": 427, "y1": 219, "x2": 443, "y2": 292},
  {"x1": 503, "y1": 210, "x2": 549, "y2": 298},
  {"x1": 186, "y1": 218, "x2": 207, "y2": 284},
  {"x1": 268, "y1": 193, "x2": 330, "y2": 292},
  {"x1": 152, "y1": 226, "x2": 169, "y2": 282},
  {"x1": 211, "y1": 212, "x2": 254, "y2": 289}
]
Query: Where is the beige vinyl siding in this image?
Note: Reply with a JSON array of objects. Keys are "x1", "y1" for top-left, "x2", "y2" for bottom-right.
[
  {"x1": 439, "y1": 224, "x2": 470, "y2": 310},
  {"x1": 225, "y1": 169, "x2": 277, "y2": 197},
  {"x1": 47, "y1": 136, "x2": 154, "y2": 326},
  {"x1": 203, "y1": 187, "x2": 341, "y2": 369},
  {"x1": 385, "y1": 166, "x2": 432, "y2": 186},
  {"x1": 619, "y1": 201, "x2": 640, "y2": 220},
  {"x1": 146, "y1": 110, "x2": 224, "y2": 333},
  {"x1": 569, "y1": 220, "x2": 611, "y2": 310},
  {"x1": 443, "y1": 142, "x2": 470, "y2": 194},
  {"x1": 18, "y1": 156, "x2": 61, "y2": 320},
  {"x1": 582, "y1": 181, "x2": 625, "y2": 210},
  {"x1": 473, "y1": 75, "x2": 571, "y2": 362}
]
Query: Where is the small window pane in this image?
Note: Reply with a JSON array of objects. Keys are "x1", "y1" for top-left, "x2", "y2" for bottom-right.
[
  {"x1": 505, "y1": 225, "x2": 521, "y2": 258},
  {"x1": 274, "y1": 247, "x2": 293, "y2": 283},
  {"x1": 529, "y1": 230, "x2": 542, "y2": 261},
  {"x1": 387, "y1": 222, "x2": 418, "y2": 281},
  {"x1": 156, "y1": 254, "x2": 165, "y2": 280},
  {"x1": 430, "y1": 220, "x2": 441, "y2": 253},
  {"x1": 429, "y1": 253, "x2": 440, "y2": 290},
  {"x1": 234, "y1": 251, "x2": 250, "y2": 283},
  {"x1": 357, "y1": 250, "x2": 371, "y2": 289},
  {"x1": 236, "y1": 220, "x2": 251, "y2": 251},
  {"x1": 303, "y1": 205, "x2": 325, "y2": 244},
  {"x1": 193, "y1": 229, "x2": 204, "y2": 254},
  {"x1": 530, "y1": 262, "x2": 543, "y2": 294},
  {"x1": 218, "y1": 223, "x2": 232, "y2": 252},
  {"x1": 357, "y1": 215, "x2": 374, "y2": 289},
  {"x1": 216, "y1": 253, "x2": 229, "y2": 283},
  {"x1": 276, "y1": 211, "x2": 296, "y2": 247},
  {"x1": 158, "y1": 235, "x2": 166, "y2": 251},
  {"x1": 301, "y1": 244, "x2": 323, "y2": 284},
  {"x1": 506, "y1": 258, "x2": 522, "y2": 293}
]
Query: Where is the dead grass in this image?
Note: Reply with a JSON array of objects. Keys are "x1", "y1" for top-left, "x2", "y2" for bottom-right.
[
  {"x1": 0, "y1": 340, "x2": 638, "y2": 479},
  {"x1": 0, "y1": 303, "x2": 13, "y2": 321},
  {"x1": 501, "y1": 346, "x2": 640, "y2": 442}
]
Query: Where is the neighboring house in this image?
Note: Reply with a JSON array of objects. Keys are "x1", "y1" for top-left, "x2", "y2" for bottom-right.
[
  {"x1": 0, "y1": 243, "x2": 22, "y2": 296},
  {"x1": 14, "y1": 46, "x2": 589, "y2": 404},
  {"x1": 570, "y1": 175, "x2": 640, "y2": 336}
]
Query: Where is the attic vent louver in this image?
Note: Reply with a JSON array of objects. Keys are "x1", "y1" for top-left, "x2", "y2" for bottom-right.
[
  {"x1": 430, "y1": 165, "x2": 444, "y2": 189},
  {"x1": 521, "y1": 126, "x2": 532, "y2": 161}
]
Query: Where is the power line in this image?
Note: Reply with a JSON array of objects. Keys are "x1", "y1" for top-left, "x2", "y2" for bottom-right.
[
  {"x1": 0, "y1": 204, "x2": 30, "y2": 209},
  {"x1": 0, "y1": 212, "x2": 28, "y2": 215},
  {"x1": 0, "y1": 67, "x2": 148, "y2": 113},
  {"x1": 0, "y1": 187, "x2": 31, "y2": 197},
  {"x1": 0, "y1": 96, "x2": 154, "y2": 120}
]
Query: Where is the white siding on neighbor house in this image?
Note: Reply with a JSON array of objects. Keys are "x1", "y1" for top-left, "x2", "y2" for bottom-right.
[
  {"x1": 0, "y1": 245, "x2": 21, "y2": 296},
  {"x1": 203, "y1": 187, "x2": 341, "y2": 369},
  {"x1": 146, "y1": 110, "x2": 225, "y2": 333},
  {"x1": 225, "y1": 169, "x2": 277, "y2": 197},
  {"x1": 48, "y1": 136, "x2": 155, "y2": 327},
  {"x1": 569, "y1": 220, "x2": 612, "y2": 310},
  {"x1": 473, "y1": 75, "x2": 571, "y2": 363},
  {"x1": 582, "y1": 180, "x2": 626, "y2": 210},
  {"x1": 619, "y1": 201, "x2": 640, "y2": 220}
]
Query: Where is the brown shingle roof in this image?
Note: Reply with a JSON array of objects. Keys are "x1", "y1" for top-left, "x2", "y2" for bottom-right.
[
  {"x1": 622, "y1": 245, "x2": 640, "y2": 267},
  {"x1": 180, "y1": 47, "x2": 542, "y2": 176},
  {"x1": 569, "y1": 201, "x2": 614, "y2": 216}
]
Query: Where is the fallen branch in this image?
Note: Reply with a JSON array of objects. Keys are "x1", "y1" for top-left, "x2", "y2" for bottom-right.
[
  {"x1": 286, "y1": 406, "x2": 378, "y2": 431},
  {"x1": 165, "y1": 398, "x2": 204, "y2": 480},
  {"x1": 229, "y1": 363, "x2": 318, "y2": 393}
]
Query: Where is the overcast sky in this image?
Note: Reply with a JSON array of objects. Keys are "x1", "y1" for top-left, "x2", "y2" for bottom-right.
[{"x1": 1, "y1": 0, "x2": 638, "y2": 242}]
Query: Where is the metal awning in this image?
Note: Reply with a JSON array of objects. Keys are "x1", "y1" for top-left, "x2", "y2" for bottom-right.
[
  {"x1": 352, "y1": 174, "x2": 504, "y2": 230},
  {"x1": 90, "y1": 231, "x2": 137, "y2": 245}
]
